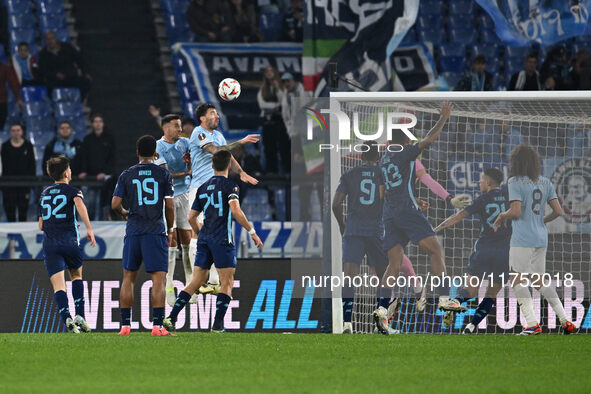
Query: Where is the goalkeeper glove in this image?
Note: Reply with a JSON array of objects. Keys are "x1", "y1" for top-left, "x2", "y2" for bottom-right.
[{"x1": 447, "y1": 194, "x2": 472, "y2": 209}]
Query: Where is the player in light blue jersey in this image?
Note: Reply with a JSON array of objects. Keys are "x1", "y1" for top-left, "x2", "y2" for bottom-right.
[
  {"x1": 155, "y1": 114, "x2": 195, "y2": 306},
  {"x1": 494, "y1": 145, "x2": 576, "y2": 335},
  {"x1": 188, "y1": 103, "x2": 260, "y2": 293}
]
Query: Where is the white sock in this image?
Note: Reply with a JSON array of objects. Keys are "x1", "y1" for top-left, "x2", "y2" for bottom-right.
[
  {"x1": 539, "y1": 286, "x2": 568, "y2": 325},
  {"x1": 182, "y1": 244, "x2": 192, "y2": 285},
  {"x1": 166, "y1": 247, "x2": 176, "y2": 290},
  {"x1": 208, "y1": 265, "x2": 220, "y2": 285},
  {"x1": 514, "y1": 284, "x2": 538, "y2": 327},
  {"x1": 189, "y1": 238, "x2": 197, "y2": 267}
]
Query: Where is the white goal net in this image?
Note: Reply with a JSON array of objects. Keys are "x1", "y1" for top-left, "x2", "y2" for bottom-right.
[{"x1": 326, "y1": 92, "x2": 591, "y2": 334}]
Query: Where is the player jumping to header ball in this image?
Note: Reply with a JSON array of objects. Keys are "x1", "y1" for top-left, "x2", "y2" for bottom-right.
[{"x1": 164, "y1": 151, "x2": 263, "y2": 332}]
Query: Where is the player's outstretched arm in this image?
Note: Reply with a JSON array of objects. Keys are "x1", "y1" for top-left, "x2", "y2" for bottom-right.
[
  {"x1": 229, "y1": 200, "x2": 263, "y2": 249},
  {"x1": 111, "y1": 196, "x2": 128, "y2": 221},
  {"x1": 331, "y1": 191, "x2": 346, "y2": 236},
  {"x1": 202, "y1": 134, "x2": 260, "y2": 155},
  {"x1": 418, "y1": 101, "x2": 452, "y2": 151},
  {"x1": 188, "y1": 209, "x2": 201, "y2": 236},
  {"x1": 164, "y1": 197, "x2": 174, "y2": 235},
  {"x1": 544, "y1": 198, "x2": 562, "y2": 223},
  {"x1": 434, "y1": 210, "x2": 469, "y2": 233},
  {"x1": 74, "y1": 197, "x2": 96, "y2": 247},
  {"x1": 230, "y1": 155, "x2": 258, "y2": 185},
  {"x1": 493, "y1": 201, "x2": 521, "y2": 231},
  {"x1": 38, "y1": 217, "x2": 43, "y2": 231}
]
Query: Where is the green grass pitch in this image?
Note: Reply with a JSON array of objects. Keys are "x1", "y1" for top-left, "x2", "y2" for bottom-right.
[{"x1": 1, "y1": 333, "x2": 590, "y2": 393}]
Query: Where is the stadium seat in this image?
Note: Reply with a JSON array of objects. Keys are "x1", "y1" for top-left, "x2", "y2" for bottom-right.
[
  {"x1": 448, "y1": 15, "x2": 476, "y2": 32},
  {"x1": 504, "y1": 59, "x2": 523, "y2": 77},
  {"x1": 418, "y1": 15, "x2": 443, "y2": 32},
  {"x1": 52, "y1": 88, "x2": 81, "y2": 103},
  {"x1": 10, "y1": 28, "x2": 36, "y2": 47},
  {"x1": 478, "y1": 14, "x2": 495, "y2": 31},
  {"x1": 25, "y1": 116, "x2": 55, "y2": 134},
  {"x1": 438, "y1": 56, "x2": 466, "y2": 73},
  {"x1": 21, "y1": 86, "x2": 49, "y2": 102},
  {"x1": 8, "y1": 14, "x2": 35, "y2": 29},
  {"x1": 449, "y1": 28, "x2": 477, "y2": 45},
  {"x1": 161, "y1": 0, "x2": 189, "y2": 15},
  {"x1": 449, "y1": 0, "x2": 476, "y2": 15},
  {"x1": 485, "y1": 59, "x2": 500, "y2": 75},
  {"x1": 259, "y1": 13, "x2": 283, "y2": 42},
  {"x1": 271, "y1": 187, "x2": 287, "y2": 221},
  {"x1": 418, "y1": 27, "x2": 444, "y2": 45},
  {"x1": 24, "y1": 102, "x2": 51, "y2": 117},
  {"x1": 242, "y1": 189, "x2": 273, "y2": 221},
  {"x1": 471, "y1": 43, "x2": 500, "y2": 60},
  {"x1": 69, "y1": 116, "x2": 87, "y2": 137},
  {"x1": 6, "y1": 0, "x2": 32, "y2": 15},
  {"x1": 438, "y1": 43, "x2": 466, "y2": 57},
  {"x1": 36, "y1": 0, "x2": 66, "y2": 14},
  {"x1": 55, "y1": 102, "x2": 83, "y2": 118},
  {"x1": 480, "y1": 29, "x2": 502, "y2": 44},
  {"x1": 419, "y1": 0, "x2": 444, "y2": 16},
  {"x1": 504, "y1": 46, "x2": 530, "y2": 59},
  {"x1": 39, "y1": 13, "x2": 67, "y2": 30}
]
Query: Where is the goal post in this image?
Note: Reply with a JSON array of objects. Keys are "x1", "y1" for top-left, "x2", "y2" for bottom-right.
[{"x1": 325, "y1": 91, "x2": 591, "y2": 334}]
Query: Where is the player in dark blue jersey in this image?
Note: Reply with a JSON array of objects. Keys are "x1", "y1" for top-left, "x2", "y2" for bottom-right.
[
  {"x1": 39, "y1": 155, "x2": 96, "y2": 333},
  {"x1": 434, "y1": 168, "x2": 511, "y2": 333},
  {"x1": 164, "y1": 150, "x2": 263, "y2": 332},
  {"x1": 332, "y1": 143, "x2": 390, "y2": 334},
  {"x1": 111, "y1": 135, "x2": 175, "y2": 336},
  {"x1": 374, "y1": 102, "x2": 462, "y2": 334}
]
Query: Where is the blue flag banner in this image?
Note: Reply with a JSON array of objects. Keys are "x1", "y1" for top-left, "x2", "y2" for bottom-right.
[{"x1": 476, "y1": 0, "x2": 590, "y2": 46}]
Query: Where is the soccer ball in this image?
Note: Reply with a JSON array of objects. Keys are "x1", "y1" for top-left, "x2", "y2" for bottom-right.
[{"x1": 218, "y1": 78, "x2": 241, "y2": 102}]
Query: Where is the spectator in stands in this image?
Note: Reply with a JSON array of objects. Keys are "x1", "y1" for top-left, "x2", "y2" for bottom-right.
[
  {"x1": 42, "y1": 121, "x2": 82, "y2": 176},
  {"x1": 225, "y1": 0, "x2": 261, "y2": 43},
  {"x1": 258, "y1": 66, "x2": 289, "y2": 174},
  {"x1": 281, "y1": 72, "x2": 306, "y2": 139},
  {"x1": 454, "y1": 55, "x2": 493, "y2": 91},
  {"x1": 78, "y1": 113, "x2": 115, "y2": 220},
  {"x1": 508, "y1": 53, "x2": 541, "y2": 90},
  {"x1": 0, "y1": 61, "x2": 24, "y2": 130},
  {"x1": 1, "y1": 123, "x2": 36, "y2": 221},
  {"x1": 38, "y1": 31, "x2": 91, "y2": 100},
  {"x1": 284, "y1": 0, "x2": 303, "y2": 42},
  {"x1": 187, "y1": 0, "x2": 230, "y2": 42},
  {"x1": 11, "y1": 42, "x2": 40, "y2": 86},
  {"x1": 567, "y1": 49, "x2": 590, "y2": 90},
  {"x1": 540, "y1": 45, "x2": 570, "y2": 90},
  {"x1": 182, "y1": 117, "x2": 196, "y2": 138}
]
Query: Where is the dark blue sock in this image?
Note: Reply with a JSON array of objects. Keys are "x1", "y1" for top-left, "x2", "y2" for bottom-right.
[
  {"x1": 213, "y1": 293, "x2": 231, "y2": 330},
  {"x1": 153, "y1": 307, "x2": 165, "y2": 327},
  {"x1": 169, "y1": 290, "x2": 191, "y2": 323},
  {"x1": 54, "y1": 290, "x2": 71, "y2": 322},
  {"x1": 72, "y1": 280, "x2": 85, "y2": 317},
  {"x1": 377, "y1": 287, "x2": 390, "y2": 309},
  {"x1": 454, "y1": 288, "x2": 472, "y2": 305},
  {"x1": 343, "y1": 285, "x2": 354, "y2": 323},
  {"x1": 471, "y1": 297, "x2": 495, "y2": 327},
  {"x1": 120, "y1": 308, "x2": 131, "y2": 326}
]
